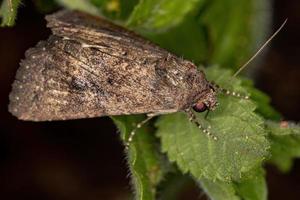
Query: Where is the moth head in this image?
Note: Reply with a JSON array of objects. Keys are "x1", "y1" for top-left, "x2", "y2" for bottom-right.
[{"x1": 192, "y1": 86, "x2": 218, "y2": 113}]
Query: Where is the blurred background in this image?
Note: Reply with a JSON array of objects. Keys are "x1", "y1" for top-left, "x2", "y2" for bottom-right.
[{"x1": 0, "y1": 0, "x2": 299, "y2": 199}]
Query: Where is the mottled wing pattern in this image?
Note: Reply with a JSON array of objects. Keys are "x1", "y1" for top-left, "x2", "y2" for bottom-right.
[
  {"x1": 45, "y1": 10, "x2": 165, "y2": 55},
  {"x1": 9, "y1": 10, "x2": 210, "y2": 121}
]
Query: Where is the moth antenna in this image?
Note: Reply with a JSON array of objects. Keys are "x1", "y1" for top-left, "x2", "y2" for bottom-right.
[
  {"x1": 210, "y1": 81, "x2": 250, "y2": 100},
  {"x1": 186, "y1": 109, "x2": 217, "y2": 141},
  {"x1": 125, "y1": 115, "x2": 154, "y2": 149},
  {"x1": 233, "y1": 19, "x2": 288, "y2": 77},
  {"x1": 208, "y1": 15, "x2": 284, "y2": 100}
]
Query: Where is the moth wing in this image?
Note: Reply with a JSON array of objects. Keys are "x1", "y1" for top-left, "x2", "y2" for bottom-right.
[
  {"x1": 45, "y1": 10, "x2": 168, "y2": 58},
  {"x1": 9, "y1": 35, "x2": 195, "y2": 121},
  {"x1": 9, "y1": 10, "x2": 209, "y2": 121},
  {"x1": 44, "y1": 10, "x2": 209, "y2": 109}
]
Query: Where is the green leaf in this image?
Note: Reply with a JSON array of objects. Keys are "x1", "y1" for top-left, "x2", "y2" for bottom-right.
[
  {"x1": 156, "y1": 66, "x2": 269, "y2": 182},
  {"x1": 266, "y1": 121, "x2": 300, "y2": 136},
  {"x1": 234, "y1": 168, "x2": 267, "y2": 200},
  {"x1": 266, "y1": 121, "x2": 300, "y2": 172},
  {"x1": 112, "y1": 115, "x2": 168, "y2": 200},
  {"x1": 200, "y1": 0, "x2": 271, "y2": 70},
  {"x1": 119, "y1": 0, "x2": 139, "y2": 20},
  {"x1": 199, "y1": 168, "x2": 267, "y2": 200},
  {"x1": 0, "y1": 0, "x2": 21, "y2": 27},
  {"x1": 90, "y1": 0, "x2": 138, "y2": 20},
  {"x1": 55, "y1": 0, "x2": 99, "y2": 15},
  {"x1": 127, "y1": 0, "x2": 205, "y2": 32},
  {"x1": 200, "y1": 179, "x2": 240, "y2": 200}
]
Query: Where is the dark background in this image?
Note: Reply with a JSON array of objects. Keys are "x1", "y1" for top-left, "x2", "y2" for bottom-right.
[{"x1": 0, "y1": 1, "x2": 299, "y2": 199}]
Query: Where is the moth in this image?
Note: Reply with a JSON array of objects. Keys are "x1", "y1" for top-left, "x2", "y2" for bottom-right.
[
  {"x1": 9, "y1": 10, "x2": 283, "y2": 144},
  {"x1": 9, "y1": 10, "x2": 218, "y2": 122}
]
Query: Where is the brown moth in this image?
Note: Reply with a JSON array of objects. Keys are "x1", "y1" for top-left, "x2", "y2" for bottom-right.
[{"x1": 8, "y1": 10, "x2": 217, "y2": 121}]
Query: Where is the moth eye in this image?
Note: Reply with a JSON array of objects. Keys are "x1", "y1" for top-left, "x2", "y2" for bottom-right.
[{"x1": 192, "y1": 102, "x2": 208, "y2": 112}]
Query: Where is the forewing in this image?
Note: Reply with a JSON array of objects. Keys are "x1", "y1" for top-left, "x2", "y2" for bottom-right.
[
  {"x1": 9, "y1": 10, "x2": 209, "y2": 121},
  {"x1": 45, "y1": 10, "x2": 166, "y2": 58}
]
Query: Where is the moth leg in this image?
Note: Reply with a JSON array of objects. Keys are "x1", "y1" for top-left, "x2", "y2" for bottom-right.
[
  {"x1": 125, "y1": 115, "x2": 155, "y2": 149},
  {"x1": 209, "y1": 82, "x2": 250, "y2": 100},
  {"x1": 185, "y1": 109, "x2": 218, "y2": 141},
  {"x1": 147, "y1": 109, "x2": 178, "y2": 117},
  {"x1": 204, "y1": 109, "x2": 210, "y2": 119}
]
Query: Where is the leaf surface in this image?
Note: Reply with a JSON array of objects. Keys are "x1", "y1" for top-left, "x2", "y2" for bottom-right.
[
  {"x1": 0, "y1": 0, "x2": 21, "y2": 27},
  {"x1": 200, "y1": 167, "x2": 267, "y2": 200},
  {"x1": 112, "y1": 116, "x2": 167, "y2": 200},
  {"x1": 127, "y1": 0, "x2": 205, "y2": 31},
  {"x1": 266, "y1": 121, "x2": 300, "y2": 172},
  {"x1": 156, "y1": 66, "x2": 269, "y2": 181}
]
